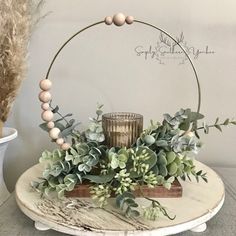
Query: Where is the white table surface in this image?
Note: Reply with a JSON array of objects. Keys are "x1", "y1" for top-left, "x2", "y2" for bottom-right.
[{"x1": 0, "y1": 166, "x2": 235, "y2": 236}]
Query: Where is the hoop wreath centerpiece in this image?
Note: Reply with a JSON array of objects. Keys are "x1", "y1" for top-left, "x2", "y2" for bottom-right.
[{"x1": 33, "y1": 13, "x2": 236, "y2": 221}]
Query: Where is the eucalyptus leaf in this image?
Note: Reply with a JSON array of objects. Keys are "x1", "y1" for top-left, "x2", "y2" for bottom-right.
[
  {"x1": 144, "y1": 135, "x2": 156, "y2": 145},
  {"x1": 60, "y1": 123, "x2": 80, "y2": 138},
  {"x1": 83, "y1": 171, "x2": 115, "y2": 184},
  {"x1": 186, "y1": 110, "x2": 204, "y2": 122},
  {"x1": 166, "y1": 152, "x2": 176, "y2": 164},
  {"x1": 179, "y1": 120, "x2": 190, "y2": 131},
  {"x1": 51, "y1": 105, "x2": 59, "y2": 113},
  {"x1": 54, "y1": 122, "x2": 66, "y2": 131},
  {"x1": 39, "y1": 123, "x2": 49, "y2": 132},
  {"x1": 159, "y1": 165, "x2": 168, "y2": 177},
  {"x1": 111, "y1": 156, "x2": 119, "y2": 169},
  {"x1": 223, "y1": 118, "x2": 230, "y2": 125},
  {"x1": 156, "y1": 140, "x2": 168, "y2": 147},
  {"x1": 167, "y1": 162, "x2": 178, "y2": 175},
  {"x1": 215, "y1": 124, "x2": 222, "y2": 132},
  {"x1": 157, "y1": 153, "x2": 167, "y2": 165}
]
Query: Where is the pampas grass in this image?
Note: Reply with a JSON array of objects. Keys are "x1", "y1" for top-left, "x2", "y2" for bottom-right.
[{"x1": 0, "y1": 0, "x2": 44, "y2": 137}]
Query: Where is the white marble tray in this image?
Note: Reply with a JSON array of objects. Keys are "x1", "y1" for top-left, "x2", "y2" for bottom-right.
[{"x1": 15, "y1": 161, "x2": 224, "y2": 236}]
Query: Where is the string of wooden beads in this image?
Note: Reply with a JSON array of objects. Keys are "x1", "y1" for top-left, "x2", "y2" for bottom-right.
[
  {"x1": 105, "y1": 13, "x2": 134, "y2": 26},
  {"x1": 38, "y1": 13, "x2": 134, "y2": 151},
  {"x1": 39, "y1": 79, "x2": 71, "y2": 150}
]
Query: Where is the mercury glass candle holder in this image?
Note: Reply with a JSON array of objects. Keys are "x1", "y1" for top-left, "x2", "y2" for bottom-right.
[{"x1": 102, "y1": 112, "x2": 143, "y2": 148}]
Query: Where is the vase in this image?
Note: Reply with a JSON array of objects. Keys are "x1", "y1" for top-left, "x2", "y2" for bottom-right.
[
  {"x1": 0, "y1": 127, "x2": 17, "y2": 206},
  {"x1": 102, "y1": 112, "x2": 143, "y2": 148}
]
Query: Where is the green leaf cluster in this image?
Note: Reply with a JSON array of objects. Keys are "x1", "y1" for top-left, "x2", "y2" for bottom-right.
[
  {"x1": 85, "y1": 104, "x2": 105, "y2": 143},
  {"x1": 35, "y1": 106, "x2": 236, "y2": 221},
  {"x1": 116, "y1": 192, "x2": 140, "y2": 218}
]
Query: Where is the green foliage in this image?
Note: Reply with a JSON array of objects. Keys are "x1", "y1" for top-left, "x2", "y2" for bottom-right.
[
  {"x1": 33, "y1": 139, "x2": 106, "y2": 198},
  {"x1": 116, "y1": 192, "x2": 140, "y2": 218},
  {"x1": 35, "y1": 106, "x2": 235, "y2": 221},
  {"x1": 108, "y1": 148, "x2": 129, "y2": 169},
  {"x1": 167, "y1": 162, "x2": 178, "y2": 176},
  {"x1": 143, "y1": 198, "x2": 176, "y2": 221},
  {"x1": 85, "y1": 104, "x2": 105, "y2": 143},
  {"x1": 90, "y1": 184, "x2": 111, "y2": 207},
  {"x1": 163, "y1": 176, "x2": 175, "y2": 190},
  {"x1": 129, "y1": 147, "x2": 157, "y2": 177},
  {"x1": 39, "y1": 102, "x2": 79, "y2": 139},
  {"x1": 166, "y1": 151, "x2": 176, "y2": 164},
  {"x1": 114, "y1": 169, "x2": 137, "y2": 194},
  {"x1": 83, "y1": 171, "x2": 115, "y2": 184},
  {"x1": 194, "y1": 117, "x2": 236, "y2": 135},
  {"x1": 143, "y1": 135, "x2": 156, "y2": 145},
  {"x1": 143, "y1": 171, "x2": 158, "y2": 188}
]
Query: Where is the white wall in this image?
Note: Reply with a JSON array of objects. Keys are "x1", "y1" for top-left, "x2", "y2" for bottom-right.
[{"x1": 4, "y1": 0, "x2": 236, "y2": 191}]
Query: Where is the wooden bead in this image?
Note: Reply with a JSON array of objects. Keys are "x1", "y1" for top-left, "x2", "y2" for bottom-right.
[
  {"x1": 56, "y1": 138, "x2": 64, "y2": 145},
  {"x1": 47, "y1": 121, "x2": 55, "y2": 129},
  {"x1": 187, "y1": 131, "x2": 194, "y2": 137},
  {"x1": 105, "y1": 16, "x2": 113, "y2": 25},
  {"x1": 125, "y1": 16, "x2": 134, "y2": 24},
  {"x1": 49, "y1": 128, "x2": 60, "y2": 140},
  {"x1": 113, "y1": 13, "x2": 126, "y2": 26},
  {"x1": 39, "y1": 91, "x2": 51, "y2": 103},
  {"x1": 41, "y1": 103, "x2": 50, "y2": 110},
  {"x1": 41, "y1": 110, "x2": 54, "y2": 121},
  {"x1": 61, "y1": 143, "x2": 71, "y2": 150},
  {"x1": 39, "y1": 79, "x2": 52, "y2": 90}
]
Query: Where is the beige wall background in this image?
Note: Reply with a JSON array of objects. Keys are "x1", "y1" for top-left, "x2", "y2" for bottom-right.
[{"x1": 4, "y1": 0, "x2": 236, "y2": 191}]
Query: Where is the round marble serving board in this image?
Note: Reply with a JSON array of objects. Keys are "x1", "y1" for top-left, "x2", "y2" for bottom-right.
[{"x1": 15, "y1": 161, "x2": 224, "y2": 236}]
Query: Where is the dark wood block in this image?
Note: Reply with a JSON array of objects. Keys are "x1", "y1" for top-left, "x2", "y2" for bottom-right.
[{"x1": 65, "y1": 179, "x2": 182, "y2": 198}]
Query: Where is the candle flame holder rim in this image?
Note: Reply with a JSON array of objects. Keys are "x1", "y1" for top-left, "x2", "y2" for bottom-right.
[{"x1": 102, "y1": 112, "x2": 143, "y2": 121}]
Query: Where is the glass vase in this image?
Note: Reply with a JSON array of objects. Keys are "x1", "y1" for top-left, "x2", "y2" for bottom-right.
[{"x1": 102, "y1": 112, "x2": 143, "y2": 148}]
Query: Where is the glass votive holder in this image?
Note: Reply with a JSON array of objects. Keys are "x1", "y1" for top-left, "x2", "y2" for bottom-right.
[{"x1": 102, "y1": 112, "x2": 143, "y2": 148}]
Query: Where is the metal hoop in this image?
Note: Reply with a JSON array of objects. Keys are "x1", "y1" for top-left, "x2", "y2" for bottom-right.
[
  {"x1": 44, "y1": 18, "x2": 201, "y2": 113},
  {"x1": 40, "y1": 14, "x2": 202, "y2": 150}
]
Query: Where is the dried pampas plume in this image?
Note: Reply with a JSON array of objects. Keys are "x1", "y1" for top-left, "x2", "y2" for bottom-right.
[{"x1": 0, "y1": 0, "x2": 43, "y2": 137}]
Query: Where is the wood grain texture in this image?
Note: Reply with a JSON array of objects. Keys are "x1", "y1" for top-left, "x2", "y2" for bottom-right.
[
  {"x1": 0, "y1": 167, "x2": 235, "y2": 235},
  {"x1": 14, "y1": 161, "x2": 225, "y2": 235}
]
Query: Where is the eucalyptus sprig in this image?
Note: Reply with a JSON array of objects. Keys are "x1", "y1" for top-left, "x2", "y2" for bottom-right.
[
  {"x1": 143, "y1": 197, "x2": 176, "y2": 221},
  {"x1": 39, "y1": 101, "x2": 80, "y2": 140},
  {"x1": 194, "y1": 117, "x2": 236, "y2": 134},
  {"x1": 34, "y1": 105, "x2": 235, "y2": 221},
  {"x1": 85, "y1": 104, "x2": 105, "y2": 143},
  {"x1": 116, "y1": 192, "x2": 140, "y2": 218}
]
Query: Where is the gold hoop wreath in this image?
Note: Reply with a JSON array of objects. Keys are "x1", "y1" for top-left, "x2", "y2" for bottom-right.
[{"x1": 38, "y1": 13, "x2": 201, "y2": 150}]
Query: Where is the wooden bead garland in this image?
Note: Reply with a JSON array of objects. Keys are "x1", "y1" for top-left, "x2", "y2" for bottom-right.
[
  {"x1": 39, "y1": 14, "x2": 136, "y2": 151},
  {"x1": 39, "y1": 78, "x2": 70, "y2": 150},
  {"x1": 49, "y1": 127, "x2": 60, "y2": 140},
  {"x1": 61, "y1": 143, "x2": 71, "y2": 150},
  {"x1": 104, "y1": 16, "x2": 113, "y2": 25},
  {"x1": 39, "y1": 91, "x2": 52, "y2": 103},
  {"x1": 39, "y1": 79, "x2": 52, "y2": 90},
  {"x1": 56, "y1": 138, "x2": 64, "y2": 145},
  {"x1": 41, "y1": 103, "x2": 50, "y2": 110},
  {"x1": 113, "y1": 13, "x2": 126, "y2": 26},
  {"x1": 41, "y1": 110, "x2": 54, "y2": 122},
  {"x1": 105, "y1": 13, "x2": 134, "y2": 26},
  {"x1": 125, "y1": 15, "x2": 134, "y2": 24},
  {"x1": 47, "y1": 121, "x2": 55, "y2": 129}
]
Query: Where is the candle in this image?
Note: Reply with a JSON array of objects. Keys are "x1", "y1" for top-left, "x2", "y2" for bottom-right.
[{"x1": 102, "y1": 112, "x2": 143, "y2": 148}]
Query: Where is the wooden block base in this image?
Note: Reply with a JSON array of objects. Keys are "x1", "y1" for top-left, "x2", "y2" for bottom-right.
[{"x1": 65, "y1": 179, "x2": 182, "y2": 198}]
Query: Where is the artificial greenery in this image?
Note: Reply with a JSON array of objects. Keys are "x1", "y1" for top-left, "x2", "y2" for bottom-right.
[{"x1": 32, "y1": 104, "x2": 236, "y2": 221}]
